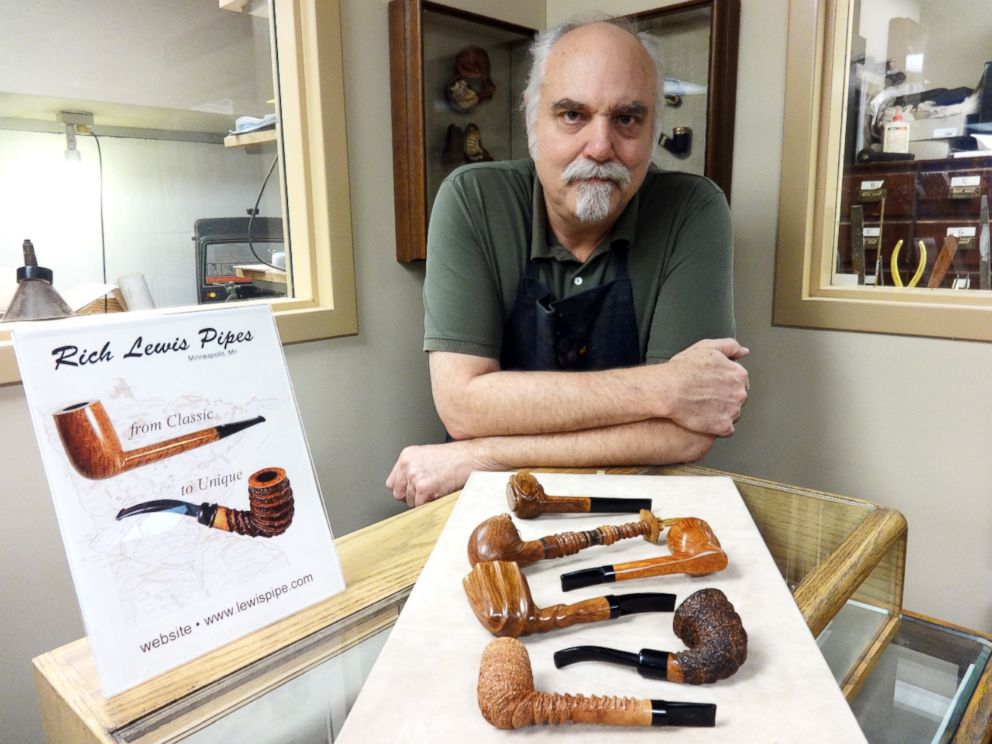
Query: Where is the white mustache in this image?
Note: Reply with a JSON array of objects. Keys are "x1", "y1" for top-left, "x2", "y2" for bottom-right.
[{"x1": 561, "y1": 158, "x2": 631, "y2": 188}]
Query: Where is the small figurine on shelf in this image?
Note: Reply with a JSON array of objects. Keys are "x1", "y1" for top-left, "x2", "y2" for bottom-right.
[
  {"x1": 445, "y1": 45, "x2": 496, "y2": 112},
  {"x1": 463, "y1": 123, "x2": 493, "y2": 162}
]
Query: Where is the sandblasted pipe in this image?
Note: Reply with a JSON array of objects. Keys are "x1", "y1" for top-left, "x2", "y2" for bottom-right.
[
  {"x1": 554, "y1": 588, "x2": 747, "y2": 685},
  {"x1": 477, "y1": 637, "x2": 716, "y2": 729},
  {"x1": 507, "y1": 471, "x2": 651, "y2": 519},
  {"x1": 54, "y1": 400, "x2": 265, "y2": 479},
  {"x1": 462, "y1": 559, "x2": 675, "y2": 638},
  {"x1": 560, "y1": 517, "x2": 727, "y2": 590},
  {"x1": 467, "y1": 510, "x2": 680, "y2": 566},
  {"x1": 116, "y1": 467, "x2": 293, "y2": 537}
]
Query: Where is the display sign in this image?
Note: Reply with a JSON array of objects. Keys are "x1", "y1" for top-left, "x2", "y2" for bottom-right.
[{"x1": 13, "y1": 305, "x2": 344, "y2": 695}]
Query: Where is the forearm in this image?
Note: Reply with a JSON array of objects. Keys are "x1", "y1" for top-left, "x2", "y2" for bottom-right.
[
  {"x1": 433, "y1": 358, "x2": 673, "y2": 440},
  {"x1": 386, "y1": 419, "x2": 713, "y2": 508},
  {"x1": 465, "y1": 418, "x2": 714, "y2": 471}
]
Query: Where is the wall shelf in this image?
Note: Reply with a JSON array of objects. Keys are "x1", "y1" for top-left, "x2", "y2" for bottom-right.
[{"x1": 223, "y1": 127, "x2": 277, "y2": 148}]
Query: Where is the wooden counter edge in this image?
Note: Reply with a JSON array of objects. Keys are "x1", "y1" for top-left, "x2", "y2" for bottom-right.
[
  {"x1": 32, "y1": 494, "x2": 458, "y2": 741},
  {"x1": 793, "y1": 507, "x2": 907, "y2": 637}
]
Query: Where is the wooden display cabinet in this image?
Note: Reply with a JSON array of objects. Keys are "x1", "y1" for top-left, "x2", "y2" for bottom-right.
[{"x1": 837, "y1": 156, "x2": 992, "y2": 288}]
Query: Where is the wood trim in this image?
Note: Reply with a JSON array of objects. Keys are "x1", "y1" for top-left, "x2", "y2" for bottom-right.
[
  {"x1": 706, "y1": 0, "x2": 740, "y2": 201},
  {"x1": 388, "y1": 0, "x2": 427, "y2": 263},
  {"x1": 792, "y1": 507, "x2": 907, "y2": 637},
  {"x1": 954, "y1": 655, "x2": 992, "y2": 744}
]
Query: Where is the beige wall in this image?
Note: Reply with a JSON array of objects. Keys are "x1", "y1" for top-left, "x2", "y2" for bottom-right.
[{"x1": 4, "y1": 0, "x2": 991, "y2": 740}]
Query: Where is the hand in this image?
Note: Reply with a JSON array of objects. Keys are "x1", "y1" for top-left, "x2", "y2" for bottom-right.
[
  {"x1": 664, "y1": 338, "x2": 750, "y2": 437},
  {"x1": 386, "y1": 440, "x2": 502, "y2": 508}
]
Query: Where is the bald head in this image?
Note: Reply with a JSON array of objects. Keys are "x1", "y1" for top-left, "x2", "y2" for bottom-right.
[{"x1": 523, "y1": 18, "x2": 665, "y2": 158}]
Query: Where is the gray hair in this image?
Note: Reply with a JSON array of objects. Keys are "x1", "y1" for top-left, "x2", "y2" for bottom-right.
[{"x1": 522, "y1": 16, "x2": 665, "y2": 159}]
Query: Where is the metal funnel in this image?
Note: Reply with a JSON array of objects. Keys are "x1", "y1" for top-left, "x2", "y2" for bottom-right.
[{"x1": 2, "y1": 240, "x2": 74, "y2": 322}]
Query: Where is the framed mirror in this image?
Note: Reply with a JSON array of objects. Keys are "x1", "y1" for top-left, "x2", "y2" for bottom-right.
[
  {"x1": 625, "y1": 0, "x2": 741, "y2": 201},
  {"x1": 0, "y1": 0, "x2": 356, "y2": 382},
  {"x1": 388, "y1": 0, "x2": 537, "y2": 263}
]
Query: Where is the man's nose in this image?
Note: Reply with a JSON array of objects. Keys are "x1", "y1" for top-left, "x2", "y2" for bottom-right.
[{"x1": 581, "y1": 116, "x2": 616, "y2": 162}]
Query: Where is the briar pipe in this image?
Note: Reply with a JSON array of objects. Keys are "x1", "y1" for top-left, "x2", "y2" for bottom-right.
[
  {"x1": 507, "y1": 471, "x2": 651, "y2": 519},
  {"x1": 462, "y1": 560, "x2": 675, "y2": 638},
  {"x1": 117, "y1": 467, "x2": 294, "y2": 537},
  {"x1": 467, "y1": 509, "x2": 680, "y2": 567},
  {"x1": 54, "y1": 400, "x2": 265, "y2": 480},
  {"x1": 560, "y1": 517, "x2": 727, "y2": 591},
  {"x1": 554, "y1": 588, "x2": 747, "y2": 685},
  {"x1": 477, "y1": 637, "x2": 716, "y2": 729}
]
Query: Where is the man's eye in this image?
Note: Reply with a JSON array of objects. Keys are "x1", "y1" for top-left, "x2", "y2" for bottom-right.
[
  {"x1": 616, "y1": 114, "x2": 638, "y2": 127},
  {"x1": 561, "y1": 111, "x2": 583, "y2": 124}
]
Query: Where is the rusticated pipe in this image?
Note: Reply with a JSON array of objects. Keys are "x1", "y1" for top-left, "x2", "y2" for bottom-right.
[
  {"x1": 54, "y1": 400, "x2": 264, "y2": 480},
  {"x1": 116, "y1": 467, "x2": 294, "y2": 537},
  {"x1": 462, "y1": 560, "x2": 675, "y2": 638},
  {"x1": 553, "y1": 588, "x2": 747, "y2": 685},
  {"x1": 467, "y1": 510, "x2": 678, "y2": 567},
  {"x1": 477, "y1": 637, "x2": 716, "y2": 729},
  {"x1": 506, "y1": 471, "x2": 651, "y2": 519},
  {"x1": 559, "y1": 517, "x2": 727, "y2": 590}
]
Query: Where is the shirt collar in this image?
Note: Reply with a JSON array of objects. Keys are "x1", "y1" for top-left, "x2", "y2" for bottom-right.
[{"x1": 529, "y1": 167, "x2": 639, "y2": 263}]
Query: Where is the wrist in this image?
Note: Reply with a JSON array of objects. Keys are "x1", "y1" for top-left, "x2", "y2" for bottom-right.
[{"x1": 458, "y1": 438, "x2": 506, "y2": 474}]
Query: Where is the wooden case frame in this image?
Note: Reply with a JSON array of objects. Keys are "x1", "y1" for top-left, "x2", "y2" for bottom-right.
[
  {"x1": 625, "y1": 0, "x2": 741, "y2": 200},
  {"x1": 389, "y1": 1, "x2": 535, "y2": 263}
]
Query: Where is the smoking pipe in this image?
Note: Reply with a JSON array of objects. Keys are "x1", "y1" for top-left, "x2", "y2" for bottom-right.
[
  {"x1": 54, "y1": 400, "x2": 265, "y2": 480},
  {"x1": 117, "y1": 467, "x2": 294, "y2": 537},
  {"x1": 553, "y1": 588, "x2": 747, "y2": 685},
  {"x1": 462, "y1": 560, "x2": 675, "y2": 638},
  {"x1": 506, "y1": 471, "x2": 651, "y2": 519},
  {"x1": 560, "y1": 517, "x2": 727, "y2": 591},
  {"x1": 467, "y1": 510, "x2": 680, "y2": 567},
  {"x1": 477, "y1": 637, "x2": 716, "y2": 729}
]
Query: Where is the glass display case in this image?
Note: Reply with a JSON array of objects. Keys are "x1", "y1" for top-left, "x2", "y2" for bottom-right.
[{"x1": 31, "y1": 467, "x2": 990, "y2": 743}]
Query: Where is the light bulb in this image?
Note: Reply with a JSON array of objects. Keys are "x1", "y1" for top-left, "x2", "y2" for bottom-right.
[{"x1": 64, "y1": 124, "x2": 81, "y2": 162}]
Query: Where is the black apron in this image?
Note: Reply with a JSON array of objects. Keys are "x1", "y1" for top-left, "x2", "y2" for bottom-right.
[{"x1": 500, "y1": 245, "x2": 641, "y2": 371}]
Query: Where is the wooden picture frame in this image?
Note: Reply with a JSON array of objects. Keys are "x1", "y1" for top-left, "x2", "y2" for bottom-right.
[
  {"x1": 389, "y1": 0, "x2": 535, "y2": 263},
  {"x1": 625, "y1": 0, "x2": 741, "y2": 200}
]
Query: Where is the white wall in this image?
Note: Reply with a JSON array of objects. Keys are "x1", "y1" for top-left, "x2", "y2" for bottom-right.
[{"x1": 0, "y1": 129, "x2": 279, "y2": 308}]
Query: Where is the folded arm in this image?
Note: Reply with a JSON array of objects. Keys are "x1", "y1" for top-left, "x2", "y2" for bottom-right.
[
  {"x1": 386, "y1": 418, "x2": 715, "y2": 507},
  {"x1": 431, "y1": 337, "x2": 749, "y2": 441}
]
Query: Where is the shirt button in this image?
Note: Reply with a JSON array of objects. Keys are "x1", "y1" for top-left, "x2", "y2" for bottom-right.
[{"x1": 573, "y1": 276, "x2": 583, "y2": 286}]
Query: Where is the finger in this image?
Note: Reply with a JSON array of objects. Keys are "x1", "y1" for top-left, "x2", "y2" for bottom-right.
[{"x1": 697, "y1": 337, "x2": 749, "y2": 360}]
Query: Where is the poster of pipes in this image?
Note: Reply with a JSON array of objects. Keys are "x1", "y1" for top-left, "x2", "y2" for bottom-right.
[{"x1": 12, "y1": 304, "x2": 345, "y2": 695}]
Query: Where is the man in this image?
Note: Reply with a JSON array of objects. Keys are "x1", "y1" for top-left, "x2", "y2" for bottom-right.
[{"x1": 387, "y1": 18, "x2": 749, "y2": 507}]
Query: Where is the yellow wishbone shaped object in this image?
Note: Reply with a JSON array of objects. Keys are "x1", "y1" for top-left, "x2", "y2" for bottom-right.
[{"x1": 891, "y1": 239, "x2": 927, "y2": 287}]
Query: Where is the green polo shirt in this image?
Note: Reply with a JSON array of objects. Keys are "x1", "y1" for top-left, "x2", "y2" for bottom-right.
[{"x1": 423, "y1": 158, "x2": 734, "y2": 363}]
